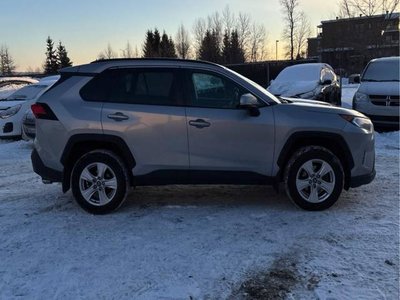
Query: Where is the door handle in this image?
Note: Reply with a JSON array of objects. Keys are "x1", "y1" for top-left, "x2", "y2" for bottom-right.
[
  {"x1": 107, "y1": 112, "x2": 129, "y2": 121},
  {"x1": 189, "y1": 119, "x2": 211, "y2": 129}
]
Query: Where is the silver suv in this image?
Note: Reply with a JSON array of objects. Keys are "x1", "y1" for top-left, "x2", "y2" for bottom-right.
[{"x1": 31, "y1": 59, "x2": 375, "y2": 214}]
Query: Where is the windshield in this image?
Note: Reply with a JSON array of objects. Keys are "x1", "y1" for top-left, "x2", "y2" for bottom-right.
[
  {"x1": 3, "y1": 84, "x2": 48, "y2": 101},
  {"x1": 224, "y1": 67, "x2": 280, "y2": 104},
  {"x1": 362, "y1": 60, "x2": 400, "y2": 82},
  {"x1": 275, "y1": 65, "x2": 321, "y2": 82}
]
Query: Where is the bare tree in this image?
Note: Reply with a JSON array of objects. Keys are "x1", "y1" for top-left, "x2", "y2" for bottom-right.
[
  {"x1": 121, "y1": 41, "x2": 133, "y2": 58},
  {"x1": 280, "y1": 0, "x2": 300, "y2": 61},
  {"x1": 248, "y1": 23, "x2": 267, "y2": 62},
  {"x1": 222, "y1": 5, "x2": 235, "y2": 36},
  {"x1": 98, "y1": 43, "x2": 117, "y2": 60},
  {"x1": 236, "y1": 12, "x2": 252, "y2": 56},
  {"x1": 207, "y1": 12, "x2": 223, "y2": 48},
  {"x1": 193, "y1": 18, "x2": 207, "y2": 57},
  {"x1": 175, "y1": 24, "x2": 191, "y2": 59},
  {"x1": 294, "y1": 12, "x2": 311, "y2": 59},
  {"x1": 338, "y1": 0, "x2": 354, "y2": 17},
  {"x1": 338, "y1": 0, "x2": 399, "y2": 17},
  {"x1": 0, "y1": 45, "x2": 16, "y2": 75}
]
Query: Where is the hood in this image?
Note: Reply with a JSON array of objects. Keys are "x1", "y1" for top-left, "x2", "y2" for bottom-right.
[
  {"x1": 267, "y1": 80, "x2": 318, "y2": 96},
  {"x1": 0, "y1": 100, "x2": 25, "y2": 109},
  {"x1": 279, "y1": 100, "x2": 366, "y2": 118},
  {"x1": 358, "y1": 81, "x2": 400, "y2": 96},
  {"x1": 280, "y1": 97, "x2": 332, "y2": 106}
]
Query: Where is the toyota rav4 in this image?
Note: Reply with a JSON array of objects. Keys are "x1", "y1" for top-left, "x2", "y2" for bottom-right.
[{"x1": 31, "y1": 59, "x2": 375, "y2": 214}]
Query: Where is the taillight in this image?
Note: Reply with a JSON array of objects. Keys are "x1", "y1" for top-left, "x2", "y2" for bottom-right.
[{"x1": 31, "y1": 103, "x2": 58, "y2": 120}]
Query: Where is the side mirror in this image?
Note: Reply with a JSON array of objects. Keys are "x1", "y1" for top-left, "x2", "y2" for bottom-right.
[
  {"x1": 353, "y1": 75, "x2": 360, "y2": 84},
  {"x1": 239, "y1": 93, "x2": 260, "y2": 117}
]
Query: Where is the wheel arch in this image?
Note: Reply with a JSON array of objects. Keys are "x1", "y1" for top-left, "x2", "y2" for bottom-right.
[
  {"x1": 277, "y1": 131, "x2": 354, "y2": 190},
  {"x1": 60, "y1": 134, "x2": 136, "y2": 192}
]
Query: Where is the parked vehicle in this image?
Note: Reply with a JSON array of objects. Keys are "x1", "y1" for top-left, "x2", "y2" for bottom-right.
[
  {"x1": 348, "y1": 74, "x2": 361, "y2": 84},
  {"x1": 0, "y1": 76, "x2": 59, "y2": 138},
  {"x1": 267, "y1": 63, "x2": 341, "y2": 106},
  {"x1": 352, "y1": 56, "x2": 399, "y2": 129},
  {"x1": 32, "y1": 59, "x2": 375, "y2": 214}
]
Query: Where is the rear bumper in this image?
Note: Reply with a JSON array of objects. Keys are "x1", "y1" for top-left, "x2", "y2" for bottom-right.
[
  {"x1": 31, "y1": 149, "x2": 62, "y2": 182},
  {"x1": 349, "y1": 168, "x2": 376, "y2": 188}
]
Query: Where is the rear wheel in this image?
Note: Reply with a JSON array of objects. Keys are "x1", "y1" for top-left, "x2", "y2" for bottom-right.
[
  {"x1": 284, "y1": 146, "x2": 344, "y2": 211},
  {"x1": 71, "y1": 150, "x2": 128, "y2": 214}
]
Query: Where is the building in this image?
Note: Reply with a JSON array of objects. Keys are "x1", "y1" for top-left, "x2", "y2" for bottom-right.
[{"x1": 308, "y1": 12, "x2": 399, "y2": 74}]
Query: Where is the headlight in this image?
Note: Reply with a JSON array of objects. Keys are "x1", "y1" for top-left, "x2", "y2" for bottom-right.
[
  {"x1": 340, "y1": 114, "x2": 373, "y2": 133},
  {"x1": 0, "y1": 104, "x2": 22, "y2": 119},
  {"x1": 353, "y1": 92, "x2": 368, "y2": 103}
]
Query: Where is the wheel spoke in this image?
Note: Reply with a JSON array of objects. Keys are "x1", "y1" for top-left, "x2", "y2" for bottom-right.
[
  {"x1": 81, "y1": 168, "x2": 94, "y2": 182},
  {"x1": 320, "y1": 180, "x2": 334, "y2": 194},
  {"x1": 81, "y1": 185, "x2": 96, "y2": 201},
  {"x1": 308, "y1": 186, "x2": 319, "y2": 203},
  {"x1": 96, "y1": 163, "x2": 107, "y2": 178},
  {"x1": 296, "y1": 179, "x2": 309, "y2": 191},
  {"x1": 302, "y1": 160, "x2": 314, "y2": 176},
  {"x1": 104, "y1": 178, "x2": 117, "y2": 190},
  {"x1": 98, "y1": 189, "x2": 109, "y2": 205},
  {"x1": 318, "y1": 162, "x2": 331, "y2": 177}
]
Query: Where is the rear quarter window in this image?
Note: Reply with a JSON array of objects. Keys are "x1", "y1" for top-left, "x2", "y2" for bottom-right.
[{"x1": 80, "y1": 68, "x2": 180, "y2": 105}]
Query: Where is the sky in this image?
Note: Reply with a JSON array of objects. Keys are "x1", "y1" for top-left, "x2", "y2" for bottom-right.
[{"x1": 1, "y1": 0, "x2": 339, "y2": 71}]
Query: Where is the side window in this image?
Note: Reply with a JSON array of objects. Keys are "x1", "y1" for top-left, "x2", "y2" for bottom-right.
[
  {"x1": 190, "y1": 72, "x2": 246, "y2": 109},
  {"x1": 81, "y1": 68, "x2": 180, "y2": 106}
]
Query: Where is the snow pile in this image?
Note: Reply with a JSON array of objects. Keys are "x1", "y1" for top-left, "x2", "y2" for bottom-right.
[
  {"x1": 341, "y1": 83, "x2": 359, "y2": 108},
  {"x1": 0, "y1": 130, "x2": 398, "y2": 299}
]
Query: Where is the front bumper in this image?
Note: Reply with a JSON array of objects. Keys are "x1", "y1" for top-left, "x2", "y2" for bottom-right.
[{"x1": 31, "y1": 149, "x2": 62, "y2": 182}]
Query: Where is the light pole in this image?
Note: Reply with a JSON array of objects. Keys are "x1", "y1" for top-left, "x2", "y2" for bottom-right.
[{"x1": 276, "y1": 40, "x2": 279, "y2": 61}]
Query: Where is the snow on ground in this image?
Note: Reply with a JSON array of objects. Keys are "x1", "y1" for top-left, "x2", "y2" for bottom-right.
[{"x1": 0, "y1": 131, "x2": 398, "y2": 299}]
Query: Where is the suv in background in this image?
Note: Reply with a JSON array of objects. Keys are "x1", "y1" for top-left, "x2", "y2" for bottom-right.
[
  {"x1": 31, "y1": 59, "x2": 375, "y2": 214},
  {"x1": 353, "y1": 56, "x2": 400, "y2": 129}
]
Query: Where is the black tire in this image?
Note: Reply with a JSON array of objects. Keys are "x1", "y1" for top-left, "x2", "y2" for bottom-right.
[
  {"x1": 284, "y1": 146, "x2": 344, "y2": 211},
  {"x1": 71, "y1": 150, "x2": 128, "y2": 214}
]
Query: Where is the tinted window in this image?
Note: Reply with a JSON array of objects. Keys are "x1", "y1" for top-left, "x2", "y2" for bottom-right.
[
  {"x1": 81, "y1": 68, "x2": 180, "y2": 105},
  {"x1": 189, "y1": 72, "x2": 247, "y2": 109}
]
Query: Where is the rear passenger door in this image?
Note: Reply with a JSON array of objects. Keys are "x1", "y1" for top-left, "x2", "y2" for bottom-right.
[{"x1": 95, "y1": 68, "x2": 189, "y2": 176}]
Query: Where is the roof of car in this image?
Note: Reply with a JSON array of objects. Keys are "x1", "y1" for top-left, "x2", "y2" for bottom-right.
[
  {"x1": 369, "y1": 56, "x2": 400, "y2": 63},
  {"x1": 283, "y1": 63, "x2": 333, "y2": 70},
  {"x1": 61, "y1": 58, "x2": 224, "y2": 74}
]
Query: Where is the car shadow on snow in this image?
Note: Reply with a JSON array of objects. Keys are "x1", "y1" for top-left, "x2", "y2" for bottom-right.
[{"x1": 121, "y1": 185, "x2": 295, "y2": 212}]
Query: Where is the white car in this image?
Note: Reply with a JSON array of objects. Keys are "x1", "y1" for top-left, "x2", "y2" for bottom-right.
[
  {"x1": 267, "y1": 63, "x2": 341, "y2": 106},
  {"x1": 0, "y1": 76, "x2": 59, "y2": 138}
]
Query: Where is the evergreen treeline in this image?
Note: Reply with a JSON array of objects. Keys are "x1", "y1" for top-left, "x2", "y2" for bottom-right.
[{"x1": 44, "y1": 36, "x2": 72, "y2": 74}]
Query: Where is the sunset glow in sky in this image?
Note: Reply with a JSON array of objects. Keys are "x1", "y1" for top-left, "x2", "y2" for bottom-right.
[{"x1": 2, "y1": 0, "x2": 340, "y2": 71}]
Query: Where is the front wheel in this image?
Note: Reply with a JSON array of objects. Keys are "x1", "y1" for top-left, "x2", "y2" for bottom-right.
[
  {"x1": 284, "y1": 146, "x2": 344, "y2": 211},
  {"x1": 71, "y1": 150, "x2": 128, "y2": 214}
]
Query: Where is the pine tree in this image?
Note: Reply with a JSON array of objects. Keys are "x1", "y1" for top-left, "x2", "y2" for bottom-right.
[
  {"x1": 57, "y1": 41, "x2": 72, "y2": 69},
  {"x1": 152, "y1": 29, "x2": 161, "y2": 57},
  {"x1": 199, "y1": 30, "x2": 221, "y2": 63},
  {"x1": 229, "y1": 30, "x2": 245, "y2": 64},
  {"x1": 221, "y1": 31, "x2": 231, "y2": 64},
  {"x1": 143, "y1": 30, "x2": 157, "y2": 57},
  {"x1": 160, "y1": 32, "x2": 177, "y2": 57},
  {"x1": 44, "y1": 36, "x2": 58, "y2": 74}
]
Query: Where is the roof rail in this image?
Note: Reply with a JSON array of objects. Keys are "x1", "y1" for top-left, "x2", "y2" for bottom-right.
[{"x1": 90, "y1": 57, "x2": 220, "y2": 67}]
